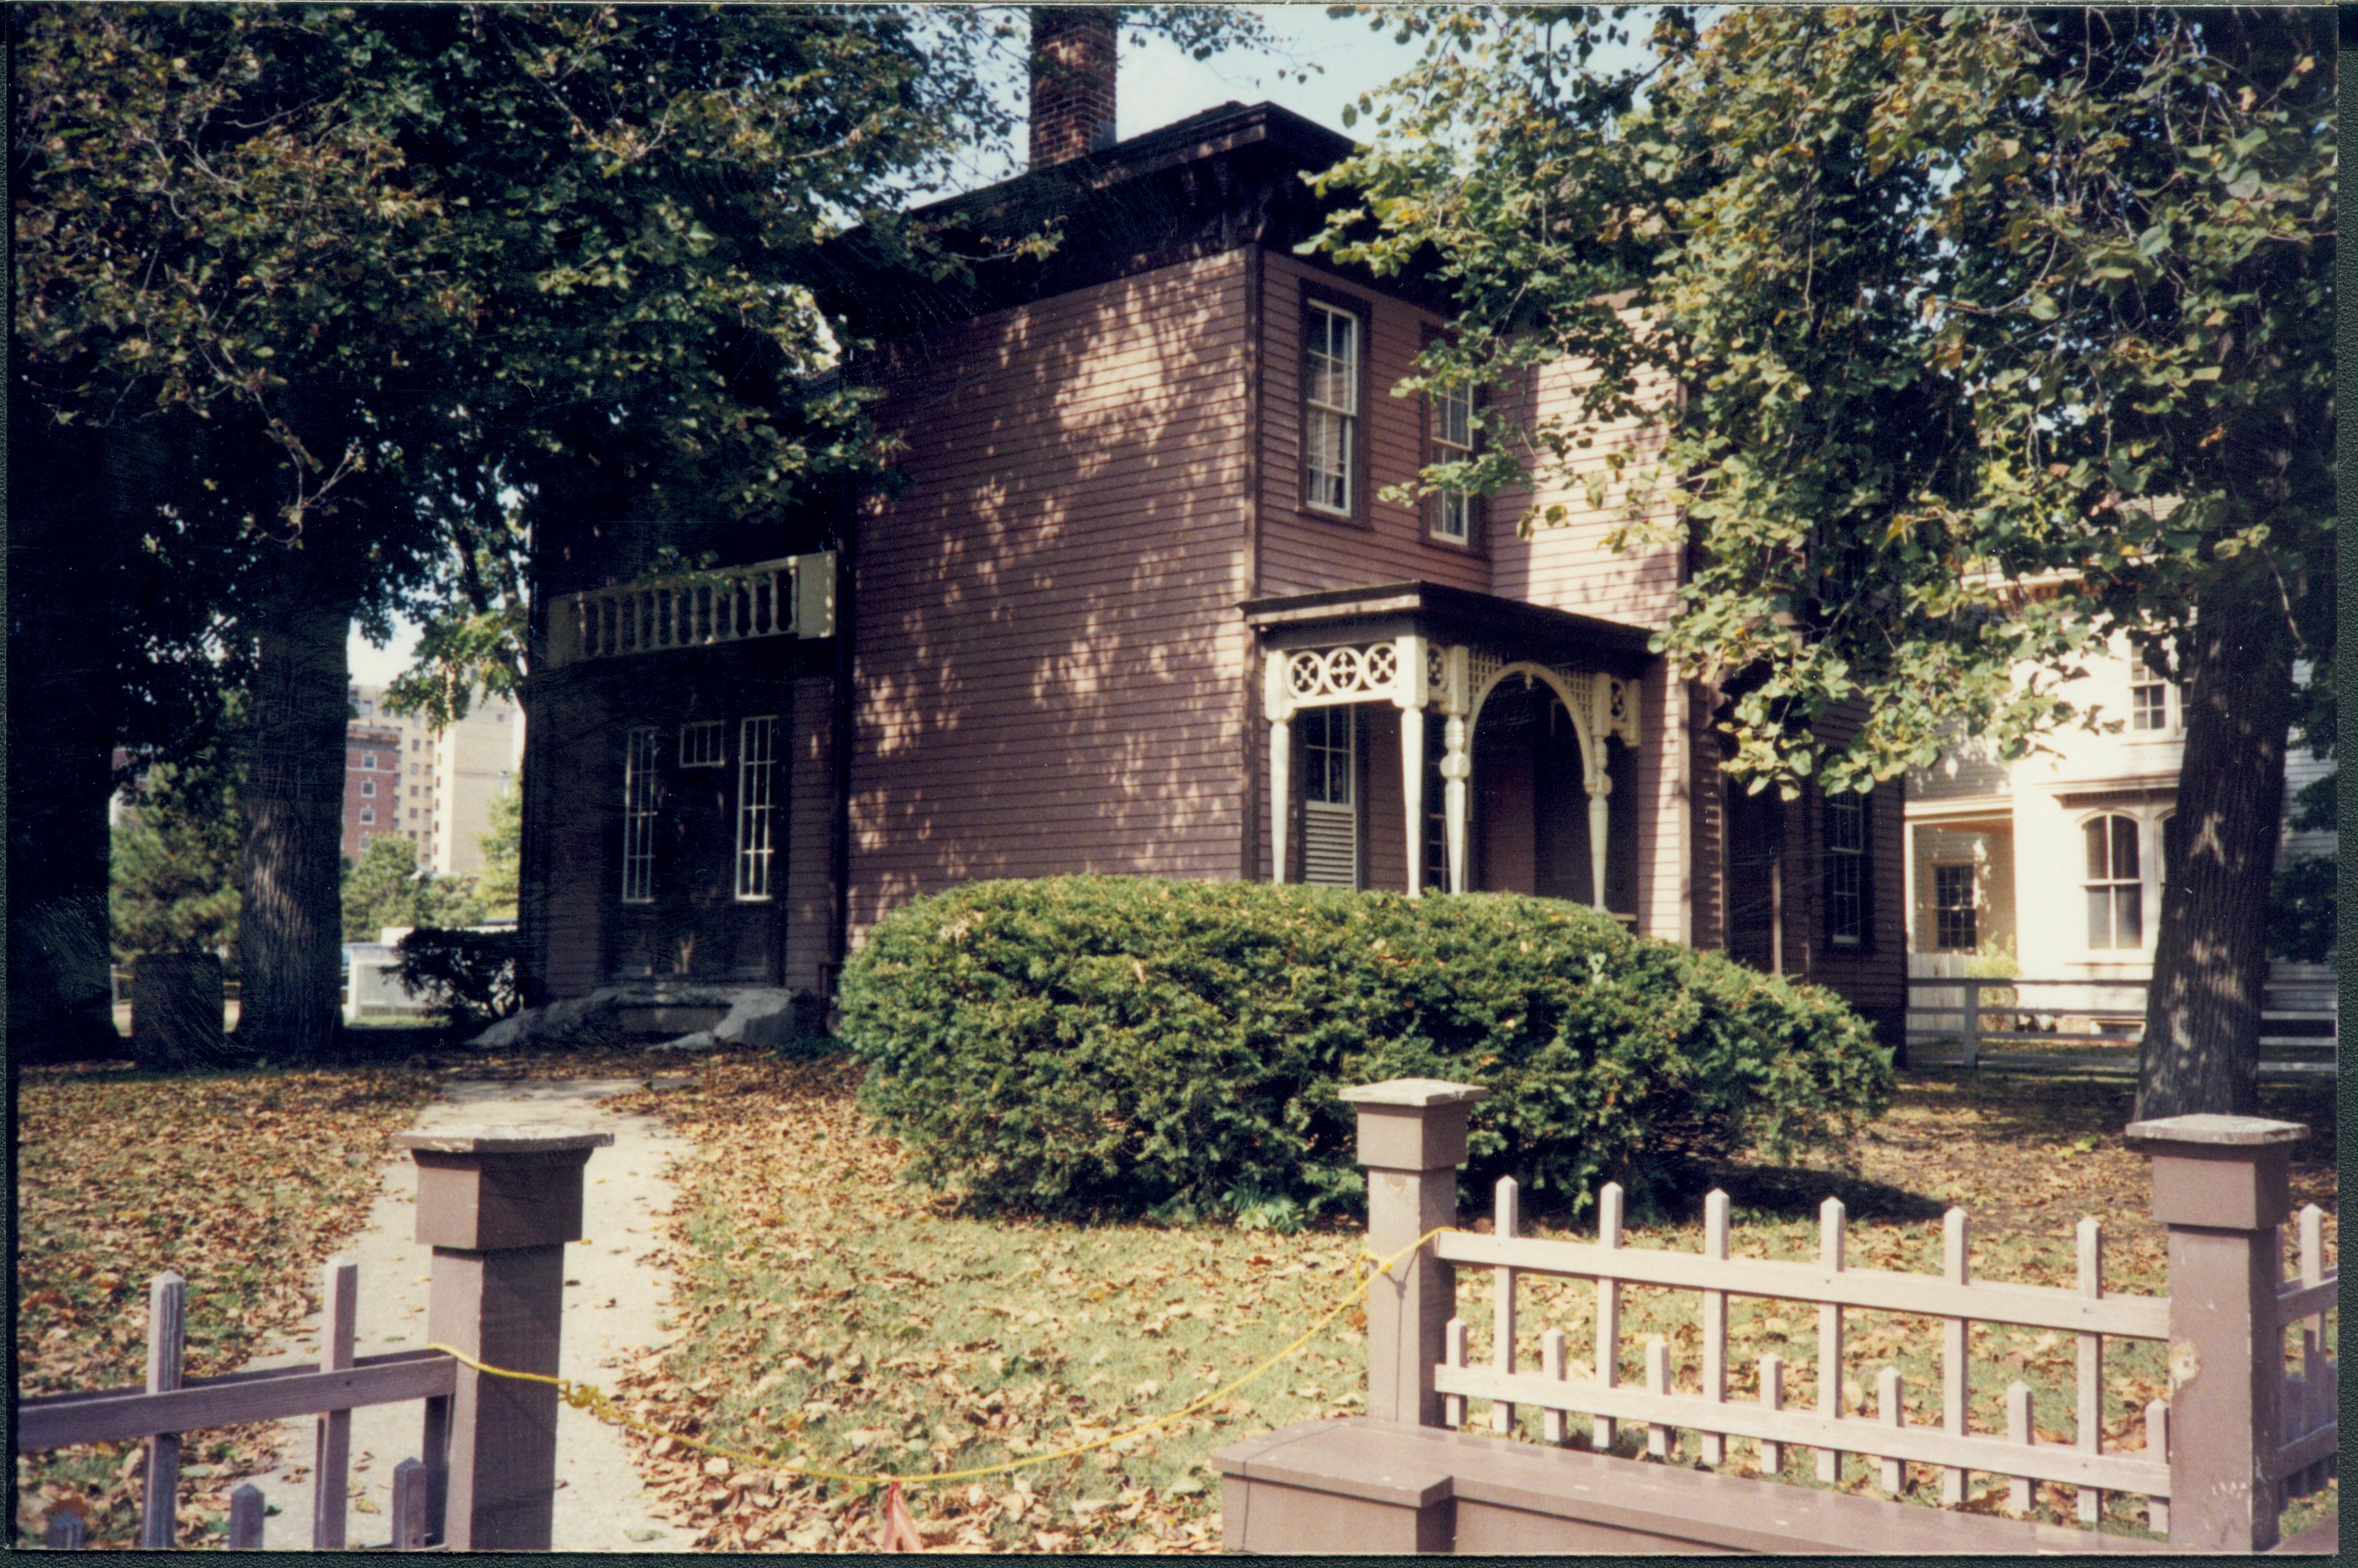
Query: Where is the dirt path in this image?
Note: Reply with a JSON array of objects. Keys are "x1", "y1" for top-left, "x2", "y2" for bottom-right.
[{"x1": 242, "y1": 1075, "x2": 689, "y2": 1551}]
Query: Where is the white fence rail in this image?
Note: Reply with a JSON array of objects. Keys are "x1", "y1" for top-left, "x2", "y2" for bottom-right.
[{"x1": 1905, "y1": 975, "x2": 2336, "y2": 1075}]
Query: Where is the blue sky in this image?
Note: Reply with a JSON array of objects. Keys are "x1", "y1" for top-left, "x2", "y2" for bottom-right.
[{"x1": 351, "y1": 6, "x2": 1638, "y2": 684}]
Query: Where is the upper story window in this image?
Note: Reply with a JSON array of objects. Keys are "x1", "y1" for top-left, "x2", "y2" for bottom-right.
[
  {"x1": 1824, "y1": 790, "x2": 1870, "y2": 947},
  {"x1": 2083, "y1": 814, "x2": 2142, "y2": 949},
  {"x1": 1303, "y1": 300, "x2": 1362, "y2": 518},
  {"x1": 361, "y1": 752, "x2": 377, "y2": 770},
  {"x1": 2130, "y1": 677, "x2": 2171, "y2": 732},
  {"x1": 360, "y1": 778, "x2": 377, "y2": 797},
  {"x1": 1429, "y1": 380, "x2": 1477, "y2": 545}
]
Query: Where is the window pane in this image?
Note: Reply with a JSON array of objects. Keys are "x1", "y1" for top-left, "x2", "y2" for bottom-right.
[
  {"x1": 2111, "y1": 815, "x2": 2140, "y2": 880},
  {"x1": 2087, "y1": 887, "x2": 2113, "y2": 949},
  {"x1": 2114, "y1": 884, "x2": 2142, "y2": 947},
  {"x1": 2083, "y1": 819, "x2": 2109, "y2": 880}
]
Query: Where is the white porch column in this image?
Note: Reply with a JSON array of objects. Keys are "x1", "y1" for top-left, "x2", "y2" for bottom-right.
[
  {"x1": 1394, "y1": 634, "x2": 1430, "y2": 898},
  {"x1": 1400, "y1": 706, "x2": 1425, "y2": 897},
  {"x1": 1582, "y1": 676, "x2": 1613, "y2": 912},
  {"x1": 1443, "y1": 716, "x2": 1471, "y2": 895},
  {"x1": 1270, "y1": 719, "x2": 1292, "y2": 884},
  {"x1": 1587, "y1": 777, "x2": 1611, "y2": 912},
  {"x1": 1264, "y1": 648, "x2": 1297, "y2": 884}
]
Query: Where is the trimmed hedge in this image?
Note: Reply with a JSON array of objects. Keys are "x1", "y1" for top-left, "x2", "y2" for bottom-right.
[
  {"x1": 394, "y1": 928, "x2": 519, "y2": 1030},
  {"x1": 841, "y1": 877, "x2": 1892, "y2": 1223}
]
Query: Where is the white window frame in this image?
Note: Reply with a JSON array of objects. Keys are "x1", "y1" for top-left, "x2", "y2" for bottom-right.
[
  {"x1": 360, "y1": 778, "x2": 376, "y2": 797},
  {"x1": 621, "y1": 727, "x2": 660, "y2": 904},
  {"x1": 680, "y1": 719, "x2": 727, "y2": 768},
  {"x1": 1298, "y1": 706, "x2": 1359, "y2": 889},
  {"x1": 2129, "y1": 678, "x2": 2171, "y2": 733},
  {"x1": 358, "y1": 831, "x2": 372, "y2": 849},
  {"x1": 1429, "y1": 380, "x2": 1476, "y2": 543},
  {"x1": 362, "y1": 752, "x2": 377, "y2": 769},
  {"x1": 1824, "y1": 791, "x2": 1868, "y2": 948},
  {"x1": 2081, "y1": 812, "x2": 2144, "y2": 951},
  {"x1": 358, "y1": 806, "x2": 375, "y2": 826},
  {"x1": 1931, "y1": 862, "x2": 1977, "y2": 952},
  {"x1": 1303, "y1": 301, "x2": 1360, "y2": 518},
  {"x1": 735, "y1": 715, "x2": 777, "y2": 902}
]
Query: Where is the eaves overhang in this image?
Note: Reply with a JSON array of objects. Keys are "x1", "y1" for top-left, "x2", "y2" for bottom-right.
[{"x1": 1240, "y1": 580, "x2": 1656, "y2": 680}]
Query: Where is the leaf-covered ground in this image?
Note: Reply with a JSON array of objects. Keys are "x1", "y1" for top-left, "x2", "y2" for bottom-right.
[
  {"x1": 13, "y1": 1060, "x2": 440, "y2": 1547},
  {"x1": 604, "y1": 1054, "x2": 2336, "y2": 1552}
]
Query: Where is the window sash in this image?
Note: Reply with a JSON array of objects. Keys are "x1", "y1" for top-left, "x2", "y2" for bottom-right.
[
  {"x1": 1825, "y1": 792, "x2": 1868, "y2": 945},
  {"x1": 621, "y1": 727, "x2": 659, "y2": 904},
  {"x1": 1932, "y1": 864, "x2": 1976, "y2": 952},
  {"x1": 1299, "y1": 706, "x2": 1353, "y2": 806},
  {"x1": 735, "y1": 716, "x2": 777, "y2": 902},
  {"x1": 2130, "y1": 682, "x2": 2169, "y2": 732},
  {"x1": 680, "y1": 720, "x2": 727, "y2": 767},
  {"x1": 1305, "y1": 303, "x2": 1359, "y2": 515}
]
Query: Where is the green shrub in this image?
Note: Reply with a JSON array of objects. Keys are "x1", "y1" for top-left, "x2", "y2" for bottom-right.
[
  {"x1": 840, "y1": 877, "x2": 1892, "y2": 1222},
  {"x1": 394, "y1": 928, "x2": 518, "y2": 1030}
]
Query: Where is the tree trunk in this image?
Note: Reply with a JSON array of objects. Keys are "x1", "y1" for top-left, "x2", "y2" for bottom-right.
[
  {"x1": 8, "y1": 425, "x2": 135, "y2": 1063},
  {"x1": 2137, "y1": 562, "x2": 2297, "y2": 1119},
  {"x1": 233, "y1": 562, "x2": 361, "y2": 1061}
]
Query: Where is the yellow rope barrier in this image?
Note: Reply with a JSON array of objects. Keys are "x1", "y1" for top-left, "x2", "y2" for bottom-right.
[{"x1": 426, "y1": 1225, "x2": 1453, "y2": 1491}]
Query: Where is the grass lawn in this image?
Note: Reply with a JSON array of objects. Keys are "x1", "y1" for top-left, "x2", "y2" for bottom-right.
[
  {"x1": 601, "y1": 1053, "x2": 2335, "y2": 1552},
  {"x1": 12, "y1": 1059, "x2": 440, "y2": 1547}
]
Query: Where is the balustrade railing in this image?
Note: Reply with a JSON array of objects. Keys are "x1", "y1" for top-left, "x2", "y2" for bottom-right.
[{"x1": 548, "y1": 551, "x2": 836, "y2": 667}]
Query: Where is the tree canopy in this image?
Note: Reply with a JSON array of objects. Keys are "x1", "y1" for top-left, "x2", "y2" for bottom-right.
[
  {"x1": 1320, "y1": 5, "x2": 2331, "y2": 790},
  {"x1": 1316, "y1": 5, "x2": 2333, "y2": 1115}
]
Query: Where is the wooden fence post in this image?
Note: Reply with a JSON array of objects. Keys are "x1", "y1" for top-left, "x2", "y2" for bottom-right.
[
  {"x1": 140, "y1": 1272, "x2": 185, "y2": 1549},
  {"x1": 1961, "y1": 978, "x2": 1981, "y2": 1071},
  {"x1": 1340, "y1": 1079, "x2": 1486, "y2": 1428},
  {"x1": 395, "y1": 1125, "x2": 614, "y2": 1550},
  {"x1": 2124, "y1": 1112, "x2": 2306, "y2": 1552}
]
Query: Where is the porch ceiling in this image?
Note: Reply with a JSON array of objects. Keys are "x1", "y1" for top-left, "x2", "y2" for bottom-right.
[{"x1": 1239, "y1": 580, "x2": 1653, "y2": 678}]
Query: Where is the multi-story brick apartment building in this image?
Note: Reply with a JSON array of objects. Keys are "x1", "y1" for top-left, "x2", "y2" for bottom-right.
[
  {"x1": 515, "y1": 15, "x2": 1907, "y2": 1041},
  {"x1": 344, "y1": 683, "x2": 521, "y2": 873}
]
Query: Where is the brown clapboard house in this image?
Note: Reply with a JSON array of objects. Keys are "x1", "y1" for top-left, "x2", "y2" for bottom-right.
[{"x1": 514, "y1": 14, "x2": 1907, "y2": 1043}]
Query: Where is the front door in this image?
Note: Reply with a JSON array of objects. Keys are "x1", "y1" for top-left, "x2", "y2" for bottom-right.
[{"x1": 607, "y1": 708, "x2": 782, "y2": 984}]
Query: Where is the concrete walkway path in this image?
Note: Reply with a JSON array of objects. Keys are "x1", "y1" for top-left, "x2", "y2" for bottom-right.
[{"x1": 245, "y1": 1076, "x2": 690, "y2": 1551}]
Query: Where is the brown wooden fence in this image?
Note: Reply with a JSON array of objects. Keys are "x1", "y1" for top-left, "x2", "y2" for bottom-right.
[
  {"x1": 1217, "y1": 1080, "x2": 2338, "y2": 1554},
  {"x1": 17, "y1": 1126, "x2": 611, "y2": 1550}
]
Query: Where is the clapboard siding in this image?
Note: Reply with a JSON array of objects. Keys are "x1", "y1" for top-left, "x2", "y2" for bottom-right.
[
  {"x1": 528, "y1": 674, "x2": 614, "y2": 1002},
  {"x1": 1256, "y1": 254, "x2": 1492, "y2": 598},
  {"x1": 1780, "y1": 700, "x2": 1909, "y2": 1041},
  {"x1": 781, "y1": 675, "x2": 836, "y2": 994},
  {"x1": 849, "y1": 251, "x2": 1254, "y2": 941},
  {"x1": 1487, "y1": 349, "x2": 1685, "y2": 630}
]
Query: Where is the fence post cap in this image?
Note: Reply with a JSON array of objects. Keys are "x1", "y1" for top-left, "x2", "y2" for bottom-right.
[
  {"x1": 394, "y1": 1125, "x2": 616, "y2": 1156},
  {"x1": 2123, "y1": 1114, "x2": 2306, "y2": 1149},
  {"x1": 1339, "y1": 1079, "x2": 1488, "y2": 1110}
]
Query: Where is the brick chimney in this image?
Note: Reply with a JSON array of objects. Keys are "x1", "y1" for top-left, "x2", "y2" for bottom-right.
[{"x1": 1029, "y1": 7, "x2": 1118, "y2": 169}]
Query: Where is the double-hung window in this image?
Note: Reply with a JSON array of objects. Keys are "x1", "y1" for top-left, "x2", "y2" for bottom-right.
[
  {"x1": 735, "y1": 716, "x2": 777, "y2": 901},
  {"x1": 621, "y1": 727, "x2": 660, "y2": 904},
  {"x1": 1429, "y1": 380, "x2": 1477, "y2": 544},
  {"x1": 1303, "y1": 301, "x2": 1361, "y2": 517},
  {"x1": 2131, "y1": 678, "x2": 2170, "y2": 732},
  {"x1": 1824, "y1": 790, "x2": 1870, "y2": 947},
  {"x1": 2084, "y1": 814, "x2": 2142, "y2": 949},
  {"x1": 1932, "y1": 864, "x2": 1976, "y2": 952}
]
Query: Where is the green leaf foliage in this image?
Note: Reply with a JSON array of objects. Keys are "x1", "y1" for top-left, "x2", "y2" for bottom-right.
[
  {"x1": 339, "y1": 834, "x2": 487, "y2": 944},
  {"x1": 1313, "y1": 6, "x2": 2334, "y2": 795},
  {"x1": 2265, "y1": 854, "x2": 2335, "y2": 965},
  {"x1": 394, "y1": 927, "x2": 519, "y2": 1030},
  {"x1": 471, "y1": 777, "x2": 522, "y2": 921},
  {"x1": 109, "y1": 764, "x2": 241, "y2": 966},
  {"x1": 840, "y1": 877, "x2": 1891, "y2": 1223}
]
